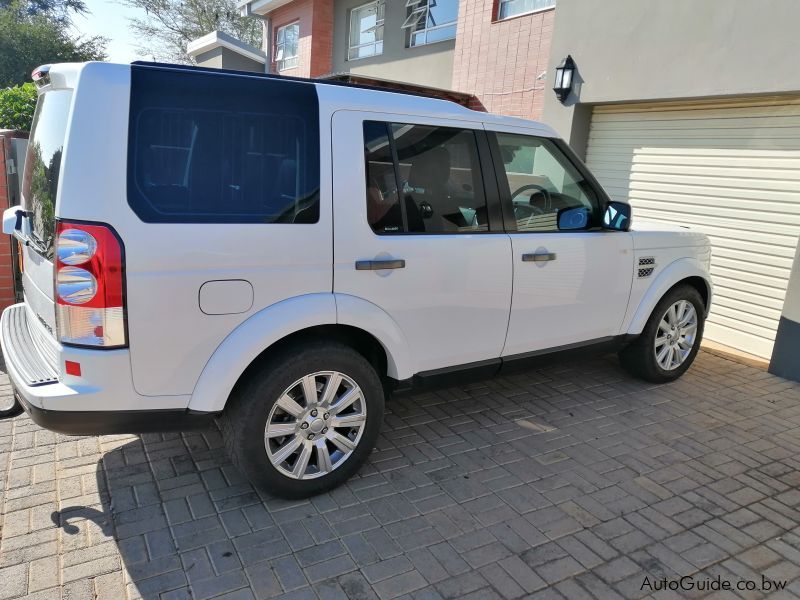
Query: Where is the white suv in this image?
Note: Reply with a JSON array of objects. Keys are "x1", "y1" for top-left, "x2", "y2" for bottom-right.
[{"x1": 0, "y1": 62, "x2": 712, "y2": 498}]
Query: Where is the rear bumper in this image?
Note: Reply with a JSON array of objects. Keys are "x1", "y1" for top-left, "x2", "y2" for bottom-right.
[
  {"x1": 1, "y1": 302, "x2": 216, "y2": 435},
  {"x1": 13, "y1": 390, "x2": 218, "y2": 435}
]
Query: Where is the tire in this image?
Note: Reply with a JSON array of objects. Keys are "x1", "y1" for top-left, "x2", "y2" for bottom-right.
[
  {"x1": 0, "y1": 387, "x2": 23, "y2": 419},
  {"x1": 220, "y1": 341, "x2": 385, "y2": 499},
  {"x1": 618, "y1": 284, "x2": 706, "y2": 383}
]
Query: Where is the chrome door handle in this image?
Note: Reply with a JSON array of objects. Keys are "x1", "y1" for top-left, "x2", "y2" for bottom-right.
[
  {"x1": 355, "y1": 259, "x2": 406, "y2": 270},
  {"x1": 522, "y1": 252, "x2": 556, "y2": 262}
]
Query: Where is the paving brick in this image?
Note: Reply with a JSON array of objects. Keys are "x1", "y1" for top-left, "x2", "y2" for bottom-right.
[
  {"x1": 4, "y1": 352, "x2": 800, "y2": 600},
  {"x1": 0, "y1": 563, "x2": 28, "y2": 599}
]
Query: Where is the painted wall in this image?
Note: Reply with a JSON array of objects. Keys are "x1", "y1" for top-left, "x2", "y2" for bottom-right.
[
  {"x1": 770, "y1": 243, "x2": 800, "y2": 381},
  {"x1": 195, "y1": 47, "x2": 265, "y2": 73},
  {"x1": 452, "y1": 2, "x2": 554, "y2": 119},
  {"x1": 542, "y1": 0, "x2": 800, "y2": 149},
  {"x1": 331, "y1": 0, "x2": 455, "y2": 89}
]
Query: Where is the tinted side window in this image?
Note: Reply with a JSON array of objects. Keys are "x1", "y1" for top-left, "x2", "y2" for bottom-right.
[
  {"x1": 129, "y1": 67, "x2": 320, "y2": 223},
  {"x1": 495, "y1": 133, "x2": 599, "y2": 232},
  {"x1": 363, "y1": 121, "x2": 488, "y2": 234}
]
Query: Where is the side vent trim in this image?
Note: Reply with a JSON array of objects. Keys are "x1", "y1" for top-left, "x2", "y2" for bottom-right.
[{"x1": 637, "y1": 257, "x2": 656, "y2": 278}]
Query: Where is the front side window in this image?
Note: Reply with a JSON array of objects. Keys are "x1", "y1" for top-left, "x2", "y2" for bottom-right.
[
  {"x1": 276, "y1": 22, "x2": 299, "y2": 71},
  {"x1": 349, "y1": 0, "x2": 385, "y2": 60},
  {"x1": 403, "y1": 0, "x2": 458, "y2": 47},
  {"x1": 495, "y1": 132, "x2": 598, "y2": 232},
  {"x1": 128, "y1": 66, "x2": 320, "y2": 224},
  {"x1": 364, "y1": 121, "x2": 488, "y2": 234},
  {"x1": 498, "y1": 0, "x2": 555, "y2": 20}
]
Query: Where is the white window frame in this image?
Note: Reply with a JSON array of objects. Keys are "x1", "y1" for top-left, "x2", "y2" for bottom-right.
[
  {"x1": 275, "y1": 22, "x2": 299, "y2": 71},
  {"x1": 348, "y1": 0, "x2": 385, "y2": 61},
  {"x1": 497, "y1": 0, "x2": 555, "y2": 21},
  {"x1": 402, "y1": 0, "x2": 458, "y2": 47}
]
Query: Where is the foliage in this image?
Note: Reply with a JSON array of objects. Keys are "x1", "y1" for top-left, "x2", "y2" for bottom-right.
[
  {"x1": 124, "y1": 0, "x2": 261, "y2": 63},
  {"x1": 0, "y1": 0, "x2": 106, "y2": 88},
  {"x1": 0, "y1": 82, "x2": 37, "y2": 130}
]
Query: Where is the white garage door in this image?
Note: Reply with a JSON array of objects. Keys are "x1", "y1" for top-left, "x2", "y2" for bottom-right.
[{"x1": 586, "y1": 97, "x2": 800, "y2": 359}]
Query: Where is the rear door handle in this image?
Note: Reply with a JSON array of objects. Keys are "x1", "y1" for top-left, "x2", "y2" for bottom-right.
[
  {"x1": 355, "y1": 259, "x2": 406, "y2": 271},
  {"x1": 522, "y1": 252, "x2": 556, "y2": 262}
]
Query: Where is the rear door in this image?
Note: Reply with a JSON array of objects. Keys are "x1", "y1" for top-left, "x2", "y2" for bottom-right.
[{"x1": 332, "y1": 111, "x2": 512, "y2": 375}]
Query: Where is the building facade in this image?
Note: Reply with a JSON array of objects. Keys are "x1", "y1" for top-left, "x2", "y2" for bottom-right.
[
  {"x1": 188, "y1": 0, "x2": 800, "y2": 379},
  {"x1": 227, "y1": 0, "x2": 556, "y2": 118}
]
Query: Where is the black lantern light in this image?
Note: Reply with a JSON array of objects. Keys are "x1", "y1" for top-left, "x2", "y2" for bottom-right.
[{"x1": 553, "y1": 55, "x2": 576, "y2": 103}]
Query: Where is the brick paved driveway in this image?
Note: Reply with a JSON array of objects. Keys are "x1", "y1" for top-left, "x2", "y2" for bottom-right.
[{"x1": 2, "y1": 350, "x2": 800, "y2": 600}]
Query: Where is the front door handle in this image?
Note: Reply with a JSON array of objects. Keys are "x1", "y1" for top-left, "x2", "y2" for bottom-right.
[
  {"x1": 522, "y1": 252, "x2": 556, "y2": 262},
  {"x1": 355, "y1": 259, "x2": 406, "y2": 271}
]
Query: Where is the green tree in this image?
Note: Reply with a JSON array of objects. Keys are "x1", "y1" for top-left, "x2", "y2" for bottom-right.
[
  {"x1": 0, "y1": 0, "x2": 106, "y2": 88},
  {"x1": 0, "y1": 82, "x2": 37, "y2": 130},
  {"x1": 124, "y1": 0, "x2": 261, "y2": 63}
]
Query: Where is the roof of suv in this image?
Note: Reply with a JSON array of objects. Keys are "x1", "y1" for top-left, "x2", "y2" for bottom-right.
[{"x1": 38, "y1": 61, "x2": 558, "y2": 139}]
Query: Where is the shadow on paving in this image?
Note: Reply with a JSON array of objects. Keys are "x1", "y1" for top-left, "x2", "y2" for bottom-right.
[{"x1": 43, "y1": 351, "x2": 800, "y2": 600}]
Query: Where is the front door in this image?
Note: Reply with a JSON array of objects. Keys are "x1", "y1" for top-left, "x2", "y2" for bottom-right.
[
  {"x1": 487, "y1": 128, "x2": 634, "y2": 357},
  {"x1": 331, "y1": 111, "x2": 513, "y2": 375}
]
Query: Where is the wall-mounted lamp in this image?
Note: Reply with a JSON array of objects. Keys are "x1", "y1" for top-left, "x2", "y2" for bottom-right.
[{"x1": 553, "y1": 55, "x2": 576, "y2": 103}]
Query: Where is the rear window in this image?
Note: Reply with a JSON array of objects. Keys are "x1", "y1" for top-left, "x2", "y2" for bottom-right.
[
  {"x1": 128, "y1": 66, "x2": 320, "y2": 224},
  {"x1": 22, "y1": 89, "x2": 73, "y2": 257}
]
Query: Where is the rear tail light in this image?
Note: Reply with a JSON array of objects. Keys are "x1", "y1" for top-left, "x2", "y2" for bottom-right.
[{"x1": 55, "y1": 221, "x2": 127, "y2": 348}]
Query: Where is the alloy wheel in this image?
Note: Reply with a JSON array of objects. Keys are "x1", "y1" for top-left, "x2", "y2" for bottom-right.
[
  {"x1": 264, "y1": 371, "x2": 367, "y2": 480},
  {"x1": 654, "y1": 300, "x2": 698, "y2": 371}
]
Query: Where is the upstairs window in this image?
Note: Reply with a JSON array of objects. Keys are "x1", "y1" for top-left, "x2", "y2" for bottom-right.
[
  {"x1": 498, "y1": 0, "x2": 555, "y2": 20},
  {"x1": 402, "y1": 0, "x2": 458, "y2": 47},
  {"x1": 276, "y1": 22, "x2": 299, "y2": 71},
  {"x1": 349, "y1": 0, "x2": 385, "y2": 60}
]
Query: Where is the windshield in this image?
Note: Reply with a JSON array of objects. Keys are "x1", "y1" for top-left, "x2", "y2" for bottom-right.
[{"x1": 21, "y1": 89, "x2": 73, "y2": 258}]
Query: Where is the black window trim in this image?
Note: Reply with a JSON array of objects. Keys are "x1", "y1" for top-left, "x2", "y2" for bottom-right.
[
  {"x1": 363, "y1": 119, "x2": 505, "y2": 236},
  {"x1": 486, "y1": 130, "x2": 613, "y2": 234}
]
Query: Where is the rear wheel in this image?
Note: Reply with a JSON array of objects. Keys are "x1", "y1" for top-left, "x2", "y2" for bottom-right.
[
  {"x1": 220, "y1": 341, "x2": 384, "y2": 499},
  {"x1": 619, "y1": 284, "x2": 705, "y2": 383}
]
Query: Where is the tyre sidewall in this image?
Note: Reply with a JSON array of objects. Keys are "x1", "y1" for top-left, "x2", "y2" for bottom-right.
[
  {"x1": 228, "y1": 343, "x2": 384, "y2": 498},
  {"x1": 642, "y1": 286, "x2": 706, "y2": 382},
  {"x1": 0, "y1": 388, "x2": 23, "y2": 419}
]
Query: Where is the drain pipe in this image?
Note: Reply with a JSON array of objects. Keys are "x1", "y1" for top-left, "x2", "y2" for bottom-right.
[{"x1": 243, "y1": 4, "x2": 272, "y2": 74}]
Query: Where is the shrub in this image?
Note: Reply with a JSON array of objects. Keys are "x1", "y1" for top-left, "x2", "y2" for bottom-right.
[{"x1": 0, "y1": 82, "x2": 37, "y2": 131}]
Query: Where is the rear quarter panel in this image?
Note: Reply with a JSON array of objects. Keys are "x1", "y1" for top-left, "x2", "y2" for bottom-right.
[{"x1": 58, "y1": 63, "x2": 333, "y2": 397}]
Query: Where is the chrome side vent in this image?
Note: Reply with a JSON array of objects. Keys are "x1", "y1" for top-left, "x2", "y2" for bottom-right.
[{"x1": 638, "y1": 257, "x2": 656, "y2": 278}]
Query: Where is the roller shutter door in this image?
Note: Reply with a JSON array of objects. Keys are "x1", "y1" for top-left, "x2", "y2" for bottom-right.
[{"x1": 586, "y1": 97, "x2": 800, "y2": 359}]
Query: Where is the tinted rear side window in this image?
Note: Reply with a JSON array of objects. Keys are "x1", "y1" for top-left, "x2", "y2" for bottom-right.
[
  {"x1": 128, "y1": 66, "x2": 320, "y2": 223},
  {"x1": 23, "y1": 89, "x2": 73, "y2": 257}
]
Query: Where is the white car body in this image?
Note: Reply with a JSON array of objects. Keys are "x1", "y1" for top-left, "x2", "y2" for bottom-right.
[{"x1": 0, "y1": 62, "x2": 712, "y2": 435}]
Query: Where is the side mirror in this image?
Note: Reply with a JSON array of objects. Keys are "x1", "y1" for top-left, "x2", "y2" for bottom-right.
[
  {"x1": 2, "y1": 207, "x2": 21, "y2": 235},
  {"x1": 602, "y1": 201, "x2": 631, "y2": 231},
  {"x1": 557, "y1": 206, "x2": 590, "y2": 230}
]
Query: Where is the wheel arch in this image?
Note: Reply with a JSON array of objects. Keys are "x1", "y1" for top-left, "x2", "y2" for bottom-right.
[
  {"x1": 187, "y1": 293, "x2": 411, "y2": 413},
  {"x1": 626, "y1": 258, "x2": 713, "y2": 335}
]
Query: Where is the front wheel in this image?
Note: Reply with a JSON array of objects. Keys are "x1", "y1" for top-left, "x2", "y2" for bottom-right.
[
  {"x1": 220, "y1": 341, "x2": 384, "y2": 499},
  {"x1": 619, "y1": 284, "x2": 706, "y2": 383}
]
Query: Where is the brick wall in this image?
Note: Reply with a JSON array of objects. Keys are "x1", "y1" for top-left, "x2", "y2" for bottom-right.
[
  {"x1": 452, "y1": 2, "x2": 555, "y2": 120},
  {"x1": 270, "y1": 0, "x2": 333, "y2": 78},
  {"x1": 0, "y1": 133, "x2": 24, "y2": 311}
]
